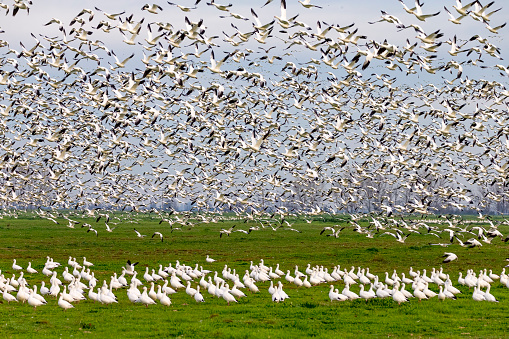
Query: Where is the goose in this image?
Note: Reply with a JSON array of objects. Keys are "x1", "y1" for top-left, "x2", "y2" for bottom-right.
[
  {"x1": 12, "y1": 259, "x2": 23, "y2": 271},
  {"x1": 26, "y1": 262, "x2": 38, "y2": 274},
  {"x1": 148, "y1": 282, "x2": 157, "y2": 301},
  {"x1": 271, "y1": 284, "x2": 282, "y2": 302},
  {"x1": 230, "y1": 285, "x2": 246, "y2": 298},
  {"x1": 472, "y1": 285, "x2": 485, "y2": 301},
  {"x1": 293, "y1": 275, "x2": 303, "y2": 287},
  {"x1": 170, "y1": 273, "x2": 185, "y2": 289},
  {"x1": 329, "y1": 285, "x2": 347, "y2": 301},
  {"x1": 143, "y1": 267, "x2": 154, "y2": 282},
  {"x1": 16, "y1": 284, "x2": 30, "y2": 303},
  {"x1": 342, "y1": 283, "x2": 359, "y2": 300},
  {"x1": 39, "y1": 281, "x2": 49, "y2": 295},
  {"x1": 274, "y1": 264, "x2": 285, "y2": 276},
  {"x1": 285, "y1": 270, "x2": 295, "y2": 283},
  {"x1": 42, "y1": 266, "x2": 53, "y2": 277},
  {"x1": 49, "y1": 282, "x2": 61, "y2": 298},
  {"x1": 194, "y1": 286, "x2": 205, "y2": 302},
  {"x1": 158, "y1": 289, "x2": 172, "y2": 306},
  {"x1": 303, "y1": 275, "x2": 312, "y2": 288},
  {"x1": 125, "y1": 260, "x2": 139, "y2": 275},
  {"x1": 136, "y1": 287, "x2": 156, "y2": 307},
  {"x1": 83, "y1": 257, "x2": 94, "y2": 267},
  {"x1": 186, "y1": 281, "x2": 197, "y2": 297},
  {"x1": 141, "y1": 3, "x2": 163, "y2": 14},
  {"x1": 162, "y1": 280, "x2": 177, "y2": 295},
  {"x1": 221, "y1": 284, "x2": 237, "y2": 305},
  {"x1": 134, "y1": 229, "x2": 146, "y2": 238},
  {"x1": 2, "y1": 289, "x2": 18, "y2": 303},
  {"x1": 392, "y1": 286, "x2": 408, "y2": 305},
  {"x1": 359, "y1": 285, "x2": 376, "y2": 301},
  {"x1": 413, "y1": 287, "x2": 428, "y2": 302},
  {"x1": 442, "y1": 252, "x2": 458, "y2": 263},
  {"x1": 58, "y1": 293, "x2": 74, "y2": 311},
  {"x1": 151, "y1": 269, "x2": 163, "y2": 281},
  {"x1": 246, "y1": 281, "x2": 259, "y2": 293},
  {"x1": 88, "y1": 287, "x2": 99, "y2": 302},
  {"x1": 384, "y1": 272, "x2": 395, "y2": 286},
  {"x1": 438, "y1": 286, "x2": 446, "y2": 301},
  {"x1": 127, "y1": 285, "x2": 141, "y2": 303},
  {"x1": 483, "y1": 285, "x2": 498, "y2": 302}
]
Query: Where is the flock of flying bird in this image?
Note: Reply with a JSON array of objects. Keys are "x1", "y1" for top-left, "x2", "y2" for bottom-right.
[
  {"x1": 1, "y1": 255, "x2": 507, "y2": 311},
  {"x1": 0, "y1": 0, "x2": 507, "y2": 220}
]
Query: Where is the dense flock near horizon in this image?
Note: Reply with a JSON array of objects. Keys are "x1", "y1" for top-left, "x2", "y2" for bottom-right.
[{"x1": 0, "y1": 0, "x2": 509, "y2": 223}]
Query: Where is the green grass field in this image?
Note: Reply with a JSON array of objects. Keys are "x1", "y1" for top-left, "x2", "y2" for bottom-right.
[{"x1": 0, "y1": 213, "x2": 508, "y2": 338}]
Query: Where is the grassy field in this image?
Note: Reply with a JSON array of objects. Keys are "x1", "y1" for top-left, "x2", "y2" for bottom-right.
[{"x1": 0, "y1": 213, "x2": 508, "y2": 338}]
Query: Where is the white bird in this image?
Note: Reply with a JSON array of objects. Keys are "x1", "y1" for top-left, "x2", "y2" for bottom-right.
[
  {"x1": 194, "y1": 286, "x2": 205, "y2": 302},
  {"x1": 12, "y1": 259, "x2": 23, "y2": 271},
  {"x1": 58, "y1": 293, "x2": 74, "y2": 311},
  {"x1": 443, "y1": 252, "x2": 458, "y2": 263},
  {"x1": 137, "y1": 287, "x2": 156, "y2": 307}
]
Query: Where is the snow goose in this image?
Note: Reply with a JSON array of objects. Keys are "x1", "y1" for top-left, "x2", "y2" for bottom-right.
[
  {"x1": 438, "y1": 286, "x2": 446, "y2": 301},
  {"x1": 483, "y1": 285, "x2": 498, "y2": 302},
  {"x1": 413, "y1": 287, "x2": 428, "y2": 302},
  {"x1": 194, "y1": 286, "x2": 205, "y2": 302},
  {"x1": 127, "y1": 285, "x2": 141, "y2": 303},
  {"x1": 359, "y1": 285, "x2": 376, "y2": 300},
  {"x1": 230, "y1": 285, "x2": 246, "y2": 298},
  {"x1": 277, "y1": 282, "x2": 290, "y2": 301},
  {"x1": 42, "y1": 266, "x2": 53, "y2": 277},
  {"x1": 118, "y1": 270, "x2": 128, "y2": 287},
  {"x1": 186, "y1": 281, "x2": 197, "y2": 297},
  {"x1": 159, "y1": 291, "x2": 172, "y2": 306},
  {"x1": 271, "y1": 284, "x2": 282, "y2": 302},
  {"x1": 88, "y1": 287, "x2": 99, "y2": 302},
  {"x1": 206, "y1": 255, "x2": 216, "y2": 263},
  {"x1": 62, "y1": 268, "x2": 74, "y2": 282},
  {"x1": 16, "y1": 284, "x2": 30, "y2": 303},
  {"x1": 49, "y1": 282, "x2": 60, "y2": 298},
  {"x1": 303, "y1": 275, "x2": 312, "y2": 288},
  {"x1": 364, "y1": 267, "x2": 375, "y2": 280},
  {"x1": 131, "y1": 272, "x2": 143, "y2": 287},
  {"x1": 285, "y1": 270, "x2": 295, "y2": 283},
  {"x1": 125, "y1": 260, "x2": 139, "y2": 275},
  {"x1": 472, "y1": 285, "x2": 485, "y2": 301},
  {"x1": 221, "y1": 284, "x2": 237, "y2": 305},
  {"x1": 268, "y1": 281, "x2": 276, "y2": 295},
  {"x1": 207, "y1": 277, "x2": 217, "y2": 296},
  {"x1": 39, "y1": 281, "x2": 49, "y2": 295},
  {"x1": 148, "y1": 282, "x2": 157, "y2": 301},
  {"x1": 329, "y1": 285, "x2": 348, "y2": 301},
  {"x1": 392, "y1": 286, "x2": 408, "y2": 305},
  {"x1": 58, "y1": 293, "x2": 74, "y2": 311},
  {"x1": 399, "y1": 283, "x2": 413, "y2": 299},
  {"x1": 12, "y1": 259, "x2": 23, "y2": 271},
  {"x1": 247, "y1": 281, "x2": 259, "y2": 293},
  {"x1": 83, "y1": 257, "x2": 94, "y2": 267},
  {"x1": 162, "y1": 280, "x2": 177, "y2": 295},
  {"x1": 293, "y1": 275, "x2": 303, "y2": 287},
  {"x1": 274, "y1": 264, "x2": 284, "y2": 276},
  {"x1": 341, "y1": 283, "x2": 359, "y2": 300},
  {"x1": 26, "y1": 262, "x2": 38, "y2": 274},
  {"x1": 143, "y1": 267, "x2": 154, "y2": 282},
  {"x1": 151, "y1": 269, "x2": 163, "y2": 281},
  {"x1": 2, "y1": 288, "x2": 17, "y2": 303},
  {"x1": 384, "y1": 272, "x2": 395, "y2": 286}
]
